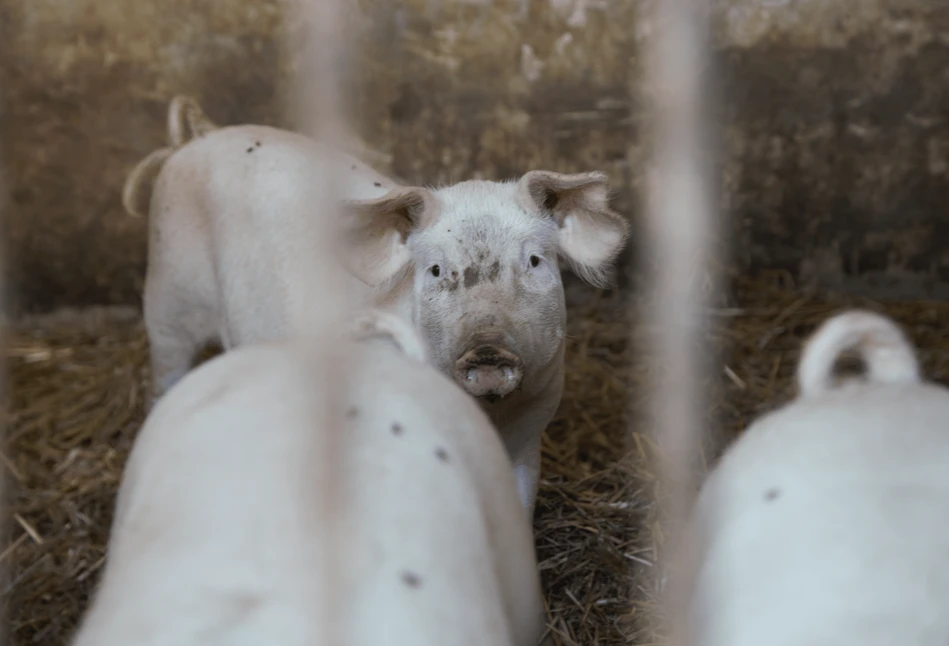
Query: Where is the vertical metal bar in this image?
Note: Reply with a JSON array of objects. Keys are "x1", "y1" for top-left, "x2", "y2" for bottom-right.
[
  {"x1": 0, "y1": 146, "x2": 9, "y2": 646},
  {"x1": 640, "y1": 0, "x2": 718, "y2": 644},
  {"x1": 279, "y1": 1, "x2": 352, "y2": 644}
]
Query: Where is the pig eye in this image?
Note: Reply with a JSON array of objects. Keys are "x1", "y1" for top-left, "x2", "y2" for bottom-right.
[
  {"x1": 529, "y1": 255, "x2": 541, "y2": 268},
  {"x1": 430, "y1": 265, "x2": 441, "y2": 278}
]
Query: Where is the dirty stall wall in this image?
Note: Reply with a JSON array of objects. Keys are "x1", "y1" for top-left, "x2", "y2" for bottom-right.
[{"x1": 2, "y1": 0, "x2": 949, "y2": 314}]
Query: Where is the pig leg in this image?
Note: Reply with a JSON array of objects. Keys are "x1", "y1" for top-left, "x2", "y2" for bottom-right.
[
  {"x1": 498, "y1": 388, "x2": 561, "y2": 518},
  {"x1": 143, "y1": 282, "x2": 219, "y2": 409},
  {"x1": 498, "y1": 412, "x2": 552, "y2": 517},
  {"x1": 512, "y1": 446, "x2": 542, "y2": 518},
  {"x1": 513, "y1": 465, "x2": 534, "y2": 513},
  {"x1": 146, "y1": 327, "x2": 204, "y2": 407}
]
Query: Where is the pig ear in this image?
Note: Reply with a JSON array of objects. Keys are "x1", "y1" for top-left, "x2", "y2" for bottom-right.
[
  {"x1": 517, "y1": 170, "x2": 629, "y2": 288},
  {"x1": 340, "y1": 187, "x2": 438, "y2": 287}
]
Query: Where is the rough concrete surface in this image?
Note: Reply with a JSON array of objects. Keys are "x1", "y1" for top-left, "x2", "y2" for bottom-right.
[{"x1": 2, "y1": 0, "x2": 949, "y2": 313}]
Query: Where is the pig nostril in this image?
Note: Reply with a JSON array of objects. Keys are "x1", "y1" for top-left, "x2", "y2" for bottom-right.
[{"x1": 454, "y1": 346, "x2": 523, "y2": 399}]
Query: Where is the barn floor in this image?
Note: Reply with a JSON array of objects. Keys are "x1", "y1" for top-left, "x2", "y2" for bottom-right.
[{"x1": 4, "y1": 272, "x2": 949, "y2": 646}]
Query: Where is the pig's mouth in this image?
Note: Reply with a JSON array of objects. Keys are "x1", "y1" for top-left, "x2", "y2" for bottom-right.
[{"x1": 453, "y1": 344, "x2": 524, "y2": 401}]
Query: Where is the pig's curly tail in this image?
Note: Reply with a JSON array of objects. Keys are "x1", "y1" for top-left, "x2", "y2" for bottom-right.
[
  {"x1": 167, "y1": 95, "x2": 218, "y2": 149},
  {"x1": 121, "y1": 147, "x2": 172, "y2": 218},
  {"x1": 796, "y1": 309, "x2": 919, "y2": 398}
]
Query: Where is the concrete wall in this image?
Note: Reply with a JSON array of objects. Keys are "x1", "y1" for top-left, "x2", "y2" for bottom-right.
[{"x1": 3, "y1": 0, "x2": 949, "y2": 313}]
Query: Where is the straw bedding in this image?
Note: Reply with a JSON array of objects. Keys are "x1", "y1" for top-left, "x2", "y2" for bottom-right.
[{"x1": 4, "y1": 272, "x2": 949, "y2": 646}]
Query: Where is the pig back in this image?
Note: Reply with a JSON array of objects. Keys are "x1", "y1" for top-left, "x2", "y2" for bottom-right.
[
  {"x1": 688, "y1": 381, "x2": 949, "y2": 646},
  {"x1": 72, "y1": 337, "x2": 543, "y2": 646},
  {"x1": 154, "y1": 124, "x2": 394, "y2": 345},
  {"x1": 71, "y1": 342, "x2": 333, "y2": 646},
  {"x1": 338, "y1": 340, "x2": 545, "y2": 646}
]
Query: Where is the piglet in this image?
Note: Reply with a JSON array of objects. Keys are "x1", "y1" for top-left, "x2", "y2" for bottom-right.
[
  {"x1": 683, "y1": 310, "x2": 949, "y2": 646},
  {"x1": 337, "y1": 165, "x2": 630, "y2": 518},
  {"x1": 121, "y1": 96, "x2": 396, "y2": 405},
  {"x1": 69, "y1": 310, "x2": 550, "y2": 646},
  {"x1": 125, "y1": 96, "x2": 630, "y2": 516}
]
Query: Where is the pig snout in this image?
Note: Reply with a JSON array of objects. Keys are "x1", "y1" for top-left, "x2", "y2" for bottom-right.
[{"x1": 453, "y1": 344, "x2": 524, "y2": 401}]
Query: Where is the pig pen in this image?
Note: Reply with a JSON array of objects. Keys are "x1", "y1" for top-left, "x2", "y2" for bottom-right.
[
  {"x1": 5, "y1": 273, "x2": 949, "y2": 646},
  {"x1": 6, "y1": 0, "x2": 949, "y2": 645}
]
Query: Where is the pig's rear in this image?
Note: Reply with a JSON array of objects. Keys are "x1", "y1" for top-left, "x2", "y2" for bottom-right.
[
  {"x1": 688, "y1": 313, "x2": 949, "y2": 646},
  {"x1": 139, "y1": 122, "x2": 394, "y2": 403},
  {"x1": 71, "y1": 338, "x2": 542, "y2": 646},
  {"x1": 142, "y1": 123, "x2": 391, "y2": 347}
]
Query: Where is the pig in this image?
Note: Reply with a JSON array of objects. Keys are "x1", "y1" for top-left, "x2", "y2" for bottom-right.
[
  {"x1": 338, "y1": 170, "x2": 629, "y2": 516},
  {"x1": 683, "y1": 309, "x2": 949, "y2": 646},
  {"x1": 69, "y1": 310, "x2": 551, "y2": 646},
  {"x1": 121, "y1": 96, "x2": 394, "y2": 400},
  {"x1": 124, "y1": 96, "x2": 630, "y2": 515}
]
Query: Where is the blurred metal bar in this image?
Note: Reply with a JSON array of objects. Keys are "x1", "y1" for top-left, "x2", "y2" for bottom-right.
[
  {"x1": 640, "y1": 0, "x2": 719, "y2": 644},
  {"x1": 0, "y1": 146, "x2": 9, "y2": 646},
  {"x1": 279, "y1": 1, "x2": 353, "y2": 644}
]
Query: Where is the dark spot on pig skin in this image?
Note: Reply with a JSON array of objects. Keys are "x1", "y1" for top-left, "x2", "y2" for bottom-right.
[
  {"x1": 764, "y1": 488, "x2": 781, "y2": 502},
  {"x1": 351, "y1": 164, "x2": 357, "y2": 170},
  {"x1": 438, "y1": 275, "x2": 460, "y2": 293},
  {"x1": 246, "y1": 147, "x2": 254, "y2": 153},
  {"x1": 401, "y1": 571, "x2": 422, "y2": 588},
  {"x1": 463, "y1": 266, "x2": 481, "y2": 288},
  {"x1": 391, "y1": 422, "x2": 403, "y2": 436},
  {"x1": 374, "y1": 182, "x2": 382, "y2": 187},
  {"x1": 227, "y1": 593, "x2": 264, "y2": 619},
  {"x1": 346, "y1": 407, "x2": 358, "y2": 418},
  {"x1": 487, "y1": 260, "x2": 501, "y2": 282},
  {"x1": 435, "y1": 447, "x2": 449, "y2": 462},
  {"x1": 255, "y1": 141, "x2": 261, "y2": 147}
]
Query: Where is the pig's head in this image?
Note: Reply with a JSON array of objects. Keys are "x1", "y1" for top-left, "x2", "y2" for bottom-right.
[{"x1": 341, "y1": 171, "x2": 629, "y2": 402}]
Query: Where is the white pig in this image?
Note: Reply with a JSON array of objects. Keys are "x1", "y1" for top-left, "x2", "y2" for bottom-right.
[
  {"x1": 338, "y1": 169, "x2": 629, "y2": 515},
  {"x1": 124, "y1": 96, "x2": 630, "y2": 515},
  {"x1": 684, "y1": 310, "x2": 949, "y2": 646},
  {"x1": 122, "y1": 97, "x2": 394, "y2": 398},
  {"x1": 69, "y1": 310, "x2": 551, "y2": 646}
]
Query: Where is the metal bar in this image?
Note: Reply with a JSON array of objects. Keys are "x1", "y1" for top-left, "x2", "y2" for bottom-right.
[
  {"x1": 640, "y1": 0, "x2": 720, "y2": 643},
  {"x1": 0, "y1": 134, "x2": 10, "y2": 646},
  {"x1": 279, "y1": 1, "x2": 352, "y2": 643}
]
